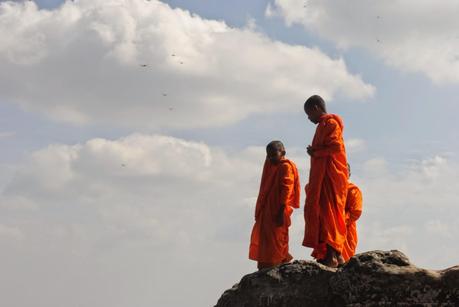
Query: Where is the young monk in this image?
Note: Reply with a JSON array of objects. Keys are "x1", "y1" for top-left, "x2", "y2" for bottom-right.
[
  {"x1": 302, "y1": 95, "x2": 348, "y2": 268},
  {"x1": 341, "y1": 164, "x2": 363, "y2": 262},
  {"x1": 249, "y1": 141, "x2": 301, "y2": 270}
]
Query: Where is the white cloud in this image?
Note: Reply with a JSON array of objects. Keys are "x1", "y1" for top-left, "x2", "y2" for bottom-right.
[
  {"x1": 0, "y1": 133, "x2": 289, "y2": 307},
  {"x1": 360, "y1": 223, "x2": 414, "y2": 255},
  {"x1": 267, "y1": 0, "x2": 459, "y2": 84},
  {"x1": 0, "y1": 223, "x2": 24, "y2": 240},
  {"x1": 0, "y1": 131, "x2": 15, "y2": 139},
  {"x1": 0, "y1": 0, "x2": 374, "y2": 129},
  {"x1": 354, "y1": 155, "x2": 459, "y2": 269},
  {"x1": 362, "y1": 157, "x2": 387, "y2": 178},
  {"x1": 1, "y1": 133, "x2": 459, "y2": 305},
  {"x1": 425, "y1": 220, "x2": 452, "y2": 239},
  {"x1": 346, "y1": 138, "x2": 366, "y2": 154}
]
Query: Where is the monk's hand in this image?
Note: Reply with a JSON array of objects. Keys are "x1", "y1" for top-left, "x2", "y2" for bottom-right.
[
  {"x1": 307, "y1": 145, "x2": 315, "y2": 157},
  {"x1": 276, "y1": 205, "x2": 285, "y2": 227}
]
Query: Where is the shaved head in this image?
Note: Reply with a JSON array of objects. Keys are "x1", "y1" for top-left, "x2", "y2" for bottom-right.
[
  {"x1": 266, "y1": 140, "x2": 286, "y2": 164},
  {"x1": 304, "y1": 95, "x2": 326, "y2": 112},
  {"x1": 266, "y1": 140, "x2": 285, "y2": 154}
]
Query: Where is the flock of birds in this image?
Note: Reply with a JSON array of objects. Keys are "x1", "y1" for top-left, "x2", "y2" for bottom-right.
[
  {"x1": 139, "y1": 53, "x2": 184, "y2": 112},
  {"x1": 124, "y1": 1, "x2": 384, "y2": 169},
  {"x1": 134, "y1": 2, "x2": 385, "y2": 120},
  {"x1": 133, "y1": 2, "x2": 385, "y2": 130}
]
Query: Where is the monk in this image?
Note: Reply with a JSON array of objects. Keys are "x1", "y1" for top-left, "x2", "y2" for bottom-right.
[
  {"x1": 249, "y1": 141, "x2": 301, "y2": 270},
  {"x1": 341, "y1": 164, "x2": 363, "y2": 262},
  {"x1": 302, "y1": 95, "x2": 348, "y2": 268}
]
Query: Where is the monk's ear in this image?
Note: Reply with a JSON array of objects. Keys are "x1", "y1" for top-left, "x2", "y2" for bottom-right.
[{"x1": 282, "y1": 150, "x2": 286, "y2": 156}]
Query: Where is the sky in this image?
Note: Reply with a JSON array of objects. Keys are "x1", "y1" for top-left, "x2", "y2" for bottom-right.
[{"x1": 1, "y1": 0, "x2": 459, "y2": 306}]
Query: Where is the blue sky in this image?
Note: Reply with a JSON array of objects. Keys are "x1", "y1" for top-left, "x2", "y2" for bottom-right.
[{"x1": 1, "y1": 1, "x2": 459, "y2": 307}]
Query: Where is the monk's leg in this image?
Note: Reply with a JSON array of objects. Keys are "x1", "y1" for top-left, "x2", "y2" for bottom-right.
[
  {"x1": 282, "y1": 252, "x2": 293, "y2": 264},
  {"x1": 322, "y1": 245, "x2": 339, "y2": 268},
  {"x1": 337, "y1": 254, "x2": 345, "y2": 266},
  {"x1": 258, "y1": 259, "x2": 290, "y2": 270},
  {"x1": 257, "y1": 262, "x2": 274, "y2": 270},
  {"x1": 280, "y1": 258, "x2": 292, "y2": 266}
]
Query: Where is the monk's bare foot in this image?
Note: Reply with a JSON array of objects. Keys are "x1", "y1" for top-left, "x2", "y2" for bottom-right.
[
  {"x1": 257, "y1": 262, "x2": 274, "y2": 270},
  {"x1": 322, "y1": 245, "x2": 339, "y2": 268},
  {"x1": 322, "y1": 256, "x2": 338, "y2": 268},
  {"x1": 337, "y1": 254, "x2": 345, "y2": 266}
]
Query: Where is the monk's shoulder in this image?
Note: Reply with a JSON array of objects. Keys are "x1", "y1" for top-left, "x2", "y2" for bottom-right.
[
  {"x1": 280, "y1": 159, "x2": 296, "y2": 174},
  {"x1": 323, "y1": 116, "x2": 340, "y2": 130},
  {"x1": 348, "y1": 183, "x2": 362, "y2": 198}
]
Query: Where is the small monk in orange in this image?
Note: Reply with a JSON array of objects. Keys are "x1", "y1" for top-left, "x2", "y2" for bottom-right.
[
  {"x1": 249, "y1": 141, "x2": 301, "y2": 270},
  {"x1": 341, "y1": 164, "x2": 363, "y2": 262},
  {"x1": 302, "y1": 95, "x2": 348, "y2": 268}
]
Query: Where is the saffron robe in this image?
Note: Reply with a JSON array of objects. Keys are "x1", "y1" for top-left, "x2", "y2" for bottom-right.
[
  {"x1": 303, "y1": 114, "x2": 348, "y2": 260},
  {"x1": 342, "y1": 182, "x2": 363, "y2": 261},
  {"x1": 249, "y1": 158, "x2": 301, "y2": 264}
]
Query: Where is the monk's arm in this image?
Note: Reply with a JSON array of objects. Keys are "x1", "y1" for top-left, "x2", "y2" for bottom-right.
[
  {"x1": 277, "y1": 163, "x2": 295, "y2": 226},
  {"x1": 279, "y1": 163, "x2": 295, "y2": 206},
  {"x1": 347, "y1": 187, "x2": 363, "y2": 223},
  {"x1": 312, "y1": 119, "x2": 344, "y2": 157},
  {"x1": 254, "y1": 159, "x2": 269, "y2": 220}
]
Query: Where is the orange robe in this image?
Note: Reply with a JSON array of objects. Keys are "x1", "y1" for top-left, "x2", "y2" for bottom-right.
[
  {"x1": 342, "y1": 182, "x2": 363, "y2": 261},
  {"x1": 303, "y1": 114, "x2": 348, "y2": 260},
  {"x1": 249, "y1": 158, "x2": 301, "y2": 265}
]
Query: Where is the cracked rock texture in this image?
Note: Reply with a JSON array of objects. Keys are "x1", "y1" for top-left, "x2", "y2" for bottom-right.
[{"x1": 215, "y1": 250, "x2": 459, "y2": 307}]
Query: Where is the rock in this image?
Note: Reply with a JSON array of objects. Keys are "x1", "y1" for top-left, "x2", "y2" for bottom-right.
[{"x1": 215, "y1": 250, "x2": 459, "y2": 307}]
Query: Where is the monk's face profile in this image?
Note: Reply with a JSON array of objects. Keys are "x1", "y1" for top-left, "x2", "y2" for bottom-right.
[
  {"x1": 267, "y1": 147, "x2": 285, "y2": 164},
  {"x1": 304, "y1": 105, "x2": 323, "y2": 124}
]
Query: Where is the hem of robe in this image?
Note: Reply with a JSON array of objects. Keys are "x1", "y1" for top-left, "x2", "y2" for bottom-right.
[
  {"x1": 311, "y1": 243, "x2": 327, "y2": 260},
  {"x1": 342, "y1": 236, "x2": 358, "y2": 261},
  {"x1": 257, "y1": 256, "x2": 293, "y2": 269},
  {"x1": 306, "y1": 240, "x2": 345, "y2": 260},
  {"x1": 342, "y1": 250, "x2": 355, "y2": 262},
  {"x1": 302, "y1": 239, "x2": 316, "y2": 248},
  {"x1": 249, "y1": 252, "x2": 293, "y2": 264}
]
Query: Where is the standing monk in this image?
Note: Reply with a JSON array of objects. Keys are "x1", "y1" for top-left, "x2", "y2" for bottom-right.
[
  {"x1": 303, "y1": 95, "x2": 348, "y2": 268},
  {"x1": 249, "y1": 141, "x2": 301, "y2": 270},
  {"x1": 342, "y1": 164, "x2": 363, "y2": 262}
]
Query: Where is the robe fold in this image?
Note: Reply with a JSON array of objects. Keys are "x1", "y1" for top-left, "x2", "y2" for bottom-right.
[
  {"x1": 303, "y1": 114, "x2": 348, "y2": 260},
  {"x1": 249, "y1": 158, "x2": 301, "y2": 264},
  {"x1": 342, "y1": 182, "x2": 363, "y2": 261}
]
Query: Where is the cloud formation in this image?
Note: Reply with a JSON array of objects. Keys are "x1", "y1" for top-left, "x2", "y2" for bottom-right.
[
  {"x1": 1, "y1": 133, "x2": 459, "y2": 306},
  {"x1": 0, "y1": 0, "x2": 374, "y2": 129},
  {"x1": 267, "y1": 0, "x2": 459, "y2": 84},
  {"x1": 345, "y1": 138, "x2": 366, "y2": 154},
  {"x1": 0, "y1": 133, "x2": 272, "y2": 307},
  {"x1": 355, "y1": 155, "x2": 459, "y2": 268}
]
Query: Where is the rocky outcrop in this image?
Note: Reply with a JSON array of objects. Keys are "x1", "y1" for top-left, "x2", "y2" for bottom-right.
[{"x1": 215, "y1": 250, "x2": 459, "y2": 306}]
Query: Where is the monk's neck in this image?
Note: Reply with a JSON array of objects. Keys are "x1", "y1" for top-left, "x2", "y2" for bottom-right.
[
  {"x1": 269, "y1": 157, "x2": 286, "y2": 165},
  {"x1": 318, "y1": 112, "x2": 328, "y2": 122}
]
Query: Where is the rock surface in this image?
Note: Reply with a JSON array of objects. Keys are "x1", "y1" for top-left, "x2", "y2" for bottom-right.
[{"x1": 215, "y1": 250, "x2": 459, "y2": 307}]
